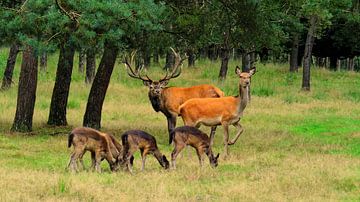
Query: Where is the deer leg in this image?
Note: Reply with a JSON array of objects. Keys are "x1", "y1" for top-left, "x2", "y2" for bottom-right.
[
  {"x1": 78, "y1": 151, "x2": 86, "y2": 171},
  {"x1": 94, "y1": 150, "x2": 102, "y2": 173},
  {"x1": 125, "y1": 147, "x2": 137, "y2": 173},
  {"x1": 167, "y1": 115, "x2": 177, "y2": 144},
  {"x1": 196, "y1": 148, "x2": 205, "y2": 167},
  {"x1": 222, "y1": 124, "x2": 230, "y2": 158},
  {"x1": 228, "y1": 122, "x2": 244, "y2": 145},
  {"x1": 69, "y1": 146, "x2": 84, "y2": 172},
  {"x1": 141, "y1": 148, "x2": 148, "y2": 171},
  {"x1": 171, "y1": 143, "x2": 185, "y2": 169},
  {"x1": 209, "y1": 126, "x2": 217, "y2": 147},
  {"x1": 90, "y1": 151, "x2": 96, "y2": 171}
]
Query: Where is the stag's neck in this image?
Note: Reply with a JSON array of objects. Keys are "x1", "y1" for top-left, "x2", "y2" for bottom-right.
[
  {"x1": 237, "y1": 85, "x2": 249, "y2": 113},
  {"x1": 148, "y1": 92, "x2": 163, "y2": 112}
]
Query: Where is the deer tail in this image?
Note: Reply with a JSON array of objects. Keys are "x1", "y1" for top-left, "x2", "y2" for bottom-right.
[{"x1": 68, "y1": 132, "x2": 74, "y2": 148}]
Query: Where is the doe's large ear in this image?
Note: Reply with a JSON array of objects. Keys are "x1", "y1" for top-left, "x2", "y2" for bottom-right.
[
  {"x1": 216, "y1": 153, "x2": 220, "y2": 159},
  {"x1": 235, "y1": 66, "x2": 241, "y2": 75},
  {"x1": 160, "y1": 80, "x2": 169, "y2": 87},
  {"x1": 249, "y1": 67, "x2": 256, "y2": 76},
  {"x1": 143, "y1": 80, "x2": 152, "y2": 87}
]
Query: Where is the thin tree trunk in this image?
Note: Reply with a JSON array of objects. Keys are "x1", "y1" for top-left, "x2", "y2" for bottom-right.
[
  {"x1": 78, "y1": 49, "x2": 85, "y2": 73},
  {"x1": 241, "y1": 53, "x2": 250, "y2": 72},
  {"x1": 153, "y1": 49, "x2": 159, "y2": 64},
  {"x1": 143, "y1": 50, "x2": 151, "y2": 69},
  {"x1": 1, "y1": 43, "x2": 20, "y2": 90},
  {"x1": 40, "y1": 52, "x2": 47, "y2": 72},
  {"x1": 11, "y1": 44, "x2": 38, "y2": 132},
  {"x1": 83, "y1": 41, "x2": 119, "y2": 129},
  {"x1": 187, "y1": 49, "x2": 196, "y2": 67},
  {"x1": 47, "y1": 39, "x2": 75, "y2": 126},
  {"x1": 302, "y1": 16, "x2": 316, "y2": 91},
  {"x1": 290, "y1": 34, "x2": 299, "y2": 72},
  {"x1": 329, "y1": 56, "x2": 337, "y2": 70},
  {"x1": 218, "y1": 48, "x2": 230, "y2": 80},
  {"x1": 86, "y1": 49, "x2": 96, "y2": 84},
  {"x1": 336, "y1": 59, "x2": 341, "y2": 71},
  {"x1": 164, "y1": 50, "x2": 175, "y2": 70},
  {"x1": 349, "y1": 57, "x2": 354, "y2": 71}
]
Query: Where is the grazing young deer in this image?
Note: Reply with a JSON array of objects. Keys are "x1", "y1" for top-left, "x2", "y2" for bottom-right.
[
  {"x1": 67, "y1": 127, "x2": 123, "y2": 173},
  {"x1": 121, "y1": 130, "x2": 169, "y2": 173},
  {"x1": 124, "y1": 48, "x2": 224, "y2": 144},
  {"x1": 179, "y1": 66, "x2": 256, "y2": 157},
  {"x1": 170, "y1": 126, "x2": 219, "y2": 169}
]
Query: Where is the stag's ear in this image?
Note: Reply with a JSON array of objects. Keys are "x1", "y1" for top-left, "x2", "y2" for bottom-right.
[
  {"x1": 249, "y1": 67, "x2": 256, "y2": 76},
  {"x1": 235, "y1": 66, "x2": 241, "y2": 75},
  {"x1": 160, "y1": 80, "x2": 169, "y2": 87},
  {"x1": 143, "y1": 80, "x2": 152, "y2": 87}
]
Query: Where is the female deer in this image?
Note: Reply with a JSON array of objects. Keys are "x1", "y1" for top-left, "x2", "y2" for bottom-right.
[{"x1": 179, "y1": 66, "x2": 256, "y2": 157}]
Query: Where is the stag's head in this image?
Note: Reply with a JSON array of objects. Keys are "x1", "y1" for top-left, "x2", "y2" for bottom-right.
[
  {"x1": 124, "y1": 48, "x2": 187, "y2": 96},
  {"x1": 235, "y1": 66, "x2": 256, "y2": 89}
]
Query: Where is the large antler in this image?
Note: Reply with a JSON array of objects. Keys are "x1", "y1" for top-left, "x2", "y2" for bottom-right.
[
  {"x1": 124, "y1": 51, "x2": 152, "y2": 82},
  {"x1": 160, "y1": 47, "x2": 188, "y2": 82}
]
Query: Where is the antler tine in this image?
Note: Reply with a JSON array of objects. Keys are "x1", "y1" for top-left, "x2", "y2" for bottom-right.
[
  {"x1": 124, "y1": 51, "x2": 152, "y2": 82},
  {"x1": 160, "y1": 47, "x2": 187, "y2": 81}
]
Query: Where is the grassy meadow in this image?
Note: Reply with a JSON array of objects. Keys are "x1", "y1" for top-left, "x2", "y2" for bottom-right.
[{"x1": 1, "y1": 48, "x2": 360, "y2": 201}]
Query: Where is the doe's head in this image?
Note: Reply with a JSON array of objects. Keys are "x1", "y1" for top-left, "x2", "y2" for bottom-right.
[{"x1": 235, "y1": 66, "x2": 256, "y2": 88}]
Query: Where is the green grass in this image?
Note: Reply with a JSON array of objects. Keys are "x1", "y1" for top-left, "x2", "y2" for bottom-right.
[{"x1": 0, "y1": 48, "x2": 360, "y2": 201}]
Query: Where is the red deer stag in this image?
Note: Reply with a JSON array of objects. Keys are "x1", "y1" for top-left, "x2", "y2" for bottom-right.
[
  {"x1": 179, "y1": 66, "x2": 256, "y2": 157},
  {"x1": 124, "y1": 48, "x2": 224, "y2": 144}
]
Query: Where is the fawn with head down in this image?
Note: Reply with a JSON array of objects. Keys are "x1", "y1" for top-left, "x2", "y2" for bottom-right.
[
  {"x1": 124, "y1": 48, "x2": 224, "y2": 144},
  {"x1": 170, "y1": 126, "x2": 219, "y2": 169},
  {"x1": 179, "y1": 67, "x2": 256, "y2": 157},
  {"x1": 67, "y1": 127, "x2": 123, "y2": 173},
  {"x1": 121, "y1": 130, "x2": 169, "y2": 173}
]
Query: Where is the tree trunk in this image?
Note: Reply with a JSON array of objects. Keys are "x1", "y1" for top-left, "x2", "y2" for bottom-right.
[
  {"x1": 83, "y1": 41, "x2": 119, "y2": 129},
  {"x1": 290, "y1": 34, "x2": 299, "y2": 72},
  {"x1": 302, "y1": 16, "x2": 316, "y2": 91},
  {"x1": 241, "y1": 53, "x2": 250, "y2": 72},
  {"x1": 40, "y1": 52, "x2": 47, "y2": 72},
  {"x1": 218, "y1": 48, "x2": 230, "y2": 80},
  {"x1": 187, "y1": 49, "x2": 196, "y2": 67},
  {"x1": 47, "y1": 40, "x2": 75, "y2": 126},
  {"x1": 78, "y1": 49, "x2": 85, "y2": 73},
  {"x1": 259, "y1": 48, "x2": 269, "y2": 64},
  {"x1": 143, "y1": 50, "x2": 151, "y2": 69},
  {"x1": 11, "y1": 45, "x2": 38, "y2": 132},
  {"x1": 1, "y1": 43, "x2": 20, "y2": 90},
  {"x1": 329, "y1": 56, "x2": 337, "y2": 70},
  {"x1": 164, "y1": 50, "x2": 175, "y2": 70},
  {"x1": 336, "y1": 59, "x2": 341, "y2": 71},
  {"x1": 153, "y1": 49, "x2": 159, "y2": 64},
  {"x1": 86, "y1": 49, "x2": 96, "y2": 84},
  {"x1": 349, "y1": 57, "x2": 354, "y2": 71}
]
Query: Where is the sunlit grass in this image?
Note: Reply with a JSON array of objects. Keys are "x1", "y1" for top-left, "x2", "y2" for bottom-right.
[{"x1": 0, "y1": 48, "x2": 360, "y2": 200}]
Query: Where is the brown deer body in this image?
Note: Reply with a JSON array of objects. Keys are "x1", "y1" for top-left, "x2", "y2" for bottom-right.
[
  {"x1": 170, "y1": 126, "x2": 219, "y2": 168},
  {"x1": 121, "y1": 130, "x2": 169, "y2": 173},
  {"x1": 67, "y1": 127, "x2": 123, "y2": 173},
  {"x1": 124, "y1": 48, "x2": 224, "y2": 144},
  {"x1": 179, "y1": 67, "x2": 256, "y2": 157}
]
